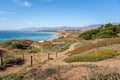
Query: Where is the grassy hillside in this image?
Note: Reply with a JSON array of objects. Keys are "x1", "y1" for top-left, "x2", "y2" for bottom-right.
[
  {"x1": 0, "y1": 40, "x2": 34, "y2": 50},
  {"x1": 65, "y1": 49, "x2": 119, "y2": 62},
  {"x1": 79, "y1": 23, "x2": 120, "y2": 40},
  {"x1": 70, "y1": 38, "x2": 120, "y2": 54},
  {"x1": 1, "y1": 30, "x2": 120, "y2": 80},
  {"x1": 41, "y1": 42, "x2": 70, "y2": 52}
]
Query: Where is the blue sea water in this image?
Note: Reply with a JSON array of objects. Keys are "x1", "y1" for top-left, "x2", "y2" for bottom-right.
[{"x1": 0, "y1": 31, "x2": 58, "y2": 42}]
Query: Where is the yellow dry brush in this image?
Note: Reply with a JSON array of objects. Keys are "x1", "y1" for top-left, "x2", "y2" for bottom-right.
[{"x1": 65, "y1": 49, "x2": 119, "y2": 62}]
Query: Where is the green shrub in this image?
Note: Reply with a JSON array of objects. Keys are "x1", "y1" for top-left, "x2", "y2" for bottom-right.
[
  {"x1": 79, "y1": 29, "x2": 100, "y2": 40},
  {"x1": 14, "y1": 42, "x2": 27, "y2": 49},
  {"x1": 3, "y1": 55, "x2": 24, "y2": 66},
  {"x1": 1, "y1": 40, "x2": 33, "y2": 50},
  {"x1": 0, "y1": 66, "x2": 6, "y2": 71},
  {"x1": 79, "y1": 24, "x2": 120, "y2": 40},
  {"x1": 65, "y1": 49, "x2": 118, "y2": 63},
  {"x1": 28, "y1": 48, "x2": 41, "y2": 53},
  {"x1": 0, "y1": 73, "x2": 23, "y2": 80},
  {"x1": 41, "y1": 43, "x2": 70, "y2": 52}
]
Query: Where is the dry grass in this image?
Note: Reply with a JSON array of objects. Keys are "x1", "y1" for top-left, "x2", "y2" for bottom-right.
[
  {"x1": 23, "y1": 65, "x2": 90, "y2": 80},
  {"x1": 87, "y1": 65, "x2": 120, "y2": 80},
  {"x1": 71, "y1": 38, "x2": 120, "y2": 54},
  {"x1": 65, "y1": 49, "x2": 119, "y2": 62}
]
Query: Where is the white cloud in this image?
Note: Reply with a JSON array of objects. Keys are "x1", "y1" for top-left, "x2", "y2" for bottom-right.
[
  {"x1": 13, "y1": 0, "x2": 32, "y2": 7},
  {"x1": 23, "y1": 19, "x2": 33, "y2": 25},
  {"x1": 22, "y1": 1, "x2": 31, "y2": 7},
  {"x1": 0, "y1": 11, "x2": 16, "y2": 15}
]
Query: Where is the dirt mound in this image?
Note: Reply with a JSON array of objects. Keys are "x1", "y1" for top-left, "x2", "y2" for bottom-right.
[{"x1": 23, "y1": 65, "x2": 90, "y2": 80}]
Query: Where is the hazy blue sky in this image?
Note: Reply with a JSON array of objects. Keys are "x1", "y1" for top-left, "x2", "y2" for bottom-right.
[{"x1": 0, "y1": 0, "x2": 120, "y2": 30}]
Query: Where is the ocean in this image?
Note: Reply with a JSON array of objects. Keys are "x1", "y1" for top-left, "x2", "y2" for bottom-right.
[{"x1": 0, "y1": 31, "x2": 58, "y2": 42}]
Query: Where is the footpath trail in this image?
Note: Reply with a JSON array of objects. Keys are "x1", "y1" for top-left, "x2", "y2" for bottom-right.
[
  {"x1": 0, "y1": 43, "x2": 77, "y2": 75},
  {"x1": 42, "y1": 42, "x2": 78, "y2": 67},
  {"x1": 42, "y1": 42, "x2": 120, "y2": 70},
  {"x1": 40, "y1": 43, "x2": 120, "y2": 80},
  {"x1": 1, "y1": 42, "x2": 120, "y2": 76}
]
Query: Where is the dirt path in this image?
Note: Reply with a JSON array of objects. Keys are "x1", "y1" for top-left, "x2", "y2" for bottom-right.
[
  {"x1": 1, "y1": 42, "x2": 120, "y2": 77},
  {"x1": 41, "y1": 42, "x2": 120, "y2": 75},
  {"x1": 0, "y1": 42, "x2": 76, "y2": 75},
  {"x1": 42, "y1": 42, "x2": 80, "y2": 67}
]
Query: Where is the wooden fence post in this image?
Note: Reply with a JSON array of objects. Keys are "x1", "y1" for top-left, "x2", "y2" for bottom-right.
[
  {"x1": 30, "y1": 56, "x2": 33, "y2": 67},
  {"x1": 48, "y1": 53, "x2": 50, "y2": 60},
  {"x1": 0, "y1": 57, "x2": 3, "y2": 66}
]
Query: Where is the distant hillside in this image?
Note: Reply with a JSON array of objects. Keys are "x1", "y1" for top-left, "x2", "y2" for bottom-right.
[
  {"x1": 21, "y1": 24, "x2": 102, "y2": 31},
  {"x1": 79, "y1": 24, "x2": 102, "y2": 31},
  {"x1": 21, "y1": 27, "x2": 48, "y2": 31}
]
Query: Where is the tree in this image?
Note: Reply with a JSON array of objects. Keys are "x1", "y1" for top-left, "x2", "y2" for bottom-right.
[{"x1": 104, "y1": 23, "x2": 113, "y2": 28}]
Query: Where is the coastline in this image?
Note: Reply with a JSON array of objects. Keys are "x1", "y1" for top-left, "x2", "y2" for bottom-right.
[
  {"x1": 0, "y1": 31, "x2": 61, "y2": 42},
  {"x1": 38, "y1": 31, "x2": 60, "y2": 43}
]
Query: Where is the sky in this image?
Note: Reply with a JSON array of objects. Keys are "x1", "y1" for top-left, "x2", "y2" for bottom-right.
[{"x1": 0, "y1": 0, "x2": 120, "y2": 30}]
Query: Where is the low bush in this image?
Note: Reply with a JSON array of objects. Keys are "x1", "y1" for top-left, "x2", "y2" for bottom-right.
[
  {"x1": 79, "y1": 23, "x2": 120, "y2": 40},
  {"x1": 3, "y1": 55, "x2": 24, "y2": 66},
  {"x1": 41, "y1": 43, "x2": 70, "y2": 52},
  {"x1": 1, "y1": 40, "x2": 34, "y2": 50},
  {"x1": 71, "y1": 38, "x2": 120, "y2": 54},
  {"x1": 28, "y1": 48, "x2": 41, "y2": 53},
  {"x1": 0, "y1": 73, "x2": 23, "y2": 80},
  {"x1": 0, "y1": 66, "x2": 6, "y2": 71},
  {"x1": 65, "y1": 49, "x2": 119, "y2": 62}
]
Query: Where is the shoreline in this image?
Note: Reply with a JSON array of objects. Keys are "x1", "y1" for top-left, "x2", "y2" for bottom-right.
[
  {"x1": 38, "y1": 32, "x2": 60, "y2": 43},
  {"x1": 0, "y1": 31, "x2": 61, "y2": 43}
]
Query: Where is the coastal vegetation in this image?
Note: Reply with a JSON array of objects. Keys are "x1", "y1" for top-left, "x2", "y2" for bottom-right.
[
  {"x1": 70, "y1": 37, "x2": 120, "y2": 55},
  {"x1": 65, "y1": 49, "x2": 119, "y2": 62},
  {"x1": 0, "y1": 24, "x2": 120, "y2": 80},
  {"x1": 0, "y1": 40, "x2": 34, "y2": 50},
  {"x1": 3, "y1": 54, "x2": 24, "y2": 66},
  {"x1": 0, "y1": 53, "x2": 24, "y2": 70},
  {"x1": 0, "y1": 73, "x2": 23, "y2": 80},
  {"x1": 89, "y1": 71, "x2": 120, "y2": 80},
  {"x1": 40, "y1": 36, "x2": 77, "y2": 52},
  {"x1": 41, "y1": 42, "x2": 70, "y2": 52},
  {"x1": 79, "y1": 23, "x2": 120, "y2": 40},
  {"x1": 0, "y1": 40, "x2": 41, "y2": 54}
]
